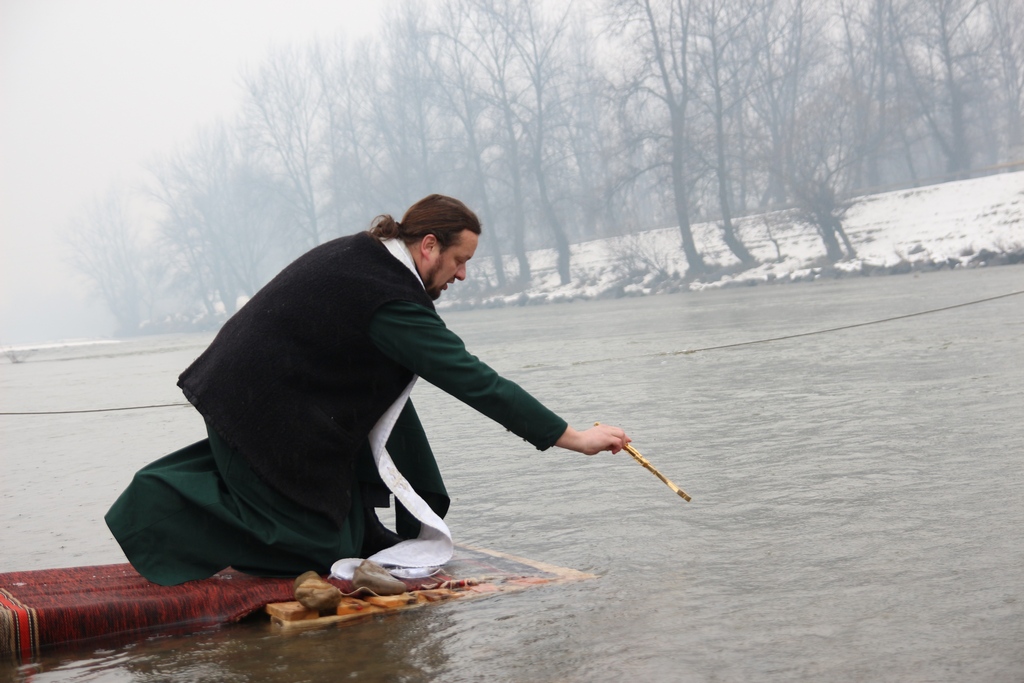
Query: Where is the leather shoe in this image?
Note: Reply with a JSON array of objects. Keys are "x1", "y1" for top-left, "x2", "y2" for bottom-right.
[{"x1": 361, "y1": 506, "x2": 404, "y2": 557}]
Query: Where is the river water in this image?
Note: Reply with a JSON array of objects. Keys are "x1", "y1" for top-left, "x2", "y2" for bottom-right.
[{"x1": 2, "y1": 266, "x2": 1023, "y2": 682}]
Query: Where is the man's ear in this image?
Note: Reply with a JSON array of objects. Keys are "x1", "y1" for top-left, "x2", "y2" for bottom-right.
[{"x1": 419, "y1": 233, "x2": 439, "y2": 259}]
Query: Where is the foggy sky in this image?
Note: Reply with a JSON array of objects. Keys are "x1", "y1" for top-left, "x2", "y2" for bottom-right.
[{"x1": 0, "y1": 0, "x2": 383, "y2": 345}]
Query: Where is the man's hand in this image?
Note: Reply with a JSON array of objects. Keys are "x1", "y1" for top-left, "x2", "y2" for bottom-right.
[{"x1": 555, "y1": 424, "x2": 630, "y2": 455}]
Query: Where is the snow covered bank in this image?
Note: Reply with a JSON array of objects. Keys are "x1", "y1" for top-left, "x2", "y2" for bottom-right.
[{"x1": 441, "y1": 171, "x2": 1024, "y2": 310}]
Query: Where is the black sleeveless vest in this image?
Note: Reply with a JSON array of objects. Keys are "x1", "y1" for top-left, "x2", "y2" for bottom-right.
[{"x1": 178, "y1": 232, "x2": 435, "y2": 527}]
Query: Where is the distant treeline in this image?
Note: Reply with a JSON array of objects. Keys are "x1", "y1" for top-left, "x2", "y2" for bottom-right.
[{"x1": 65, "y1": 0, "x2": 1024, "y2": 336}]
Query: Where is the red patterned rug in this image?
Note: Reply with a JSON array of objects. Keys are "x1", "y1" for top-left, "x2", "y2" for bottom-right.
[
  {"x1": 1, "y1": 564, "x2": 295, "y2": 663},
  {"x1": 1, "y1": 546, "x2": 590, "y2": 663}
]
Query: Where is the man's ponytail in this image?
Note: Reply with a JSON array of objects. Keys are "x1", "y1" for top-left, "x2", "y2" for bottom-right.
[
  {"x1": 369, "y1": 214, "x2": 401, "y2": 240},
  {"x1": 368, "y1": 195, "x2": 480, "y2": 248}
]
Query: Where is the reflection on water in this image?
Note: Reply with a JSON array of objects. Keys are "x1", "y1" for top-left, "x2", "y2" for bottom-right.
[
  {"x1": 2, "y1": 267, "x2": 1023, "y2": 682},
  {"x1": 13, "y1": 609, "x2": 457, "y2": 682}
]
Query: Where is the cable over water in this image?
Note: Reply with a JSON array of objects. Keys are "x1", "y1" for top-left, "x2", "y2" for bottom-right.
[
  {"x1": 672, "y1": 287, "x2": 1024, "y2": 355},
  {"x1": 0, "y1": 402, "x2": 191, "y2": 416}
]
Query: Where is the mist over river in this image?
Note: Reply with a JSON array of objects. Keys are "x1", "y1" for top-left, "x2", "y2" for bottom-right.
[{"x1": 2, "y1": 266, "x2": 1023, "y2": 682}]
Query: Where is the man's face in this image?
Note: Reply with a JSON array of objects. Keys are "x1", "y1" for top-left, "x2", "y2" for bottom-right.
[{"x1": 420, "y1": 230, "x2": 479, "y2": 300}]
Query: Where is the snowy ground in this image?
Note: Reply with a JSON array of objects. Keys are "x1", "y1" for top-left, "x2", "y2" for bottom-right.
[{"x1": 442, "y1": 171, "x2": 1024, "y2": 309}]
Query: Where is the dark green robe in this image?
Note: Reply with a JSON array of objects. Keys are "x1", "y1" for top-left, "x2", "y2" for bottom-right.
[{"x1": 106, "y1": 301, "x2": 567, "y2": 585}]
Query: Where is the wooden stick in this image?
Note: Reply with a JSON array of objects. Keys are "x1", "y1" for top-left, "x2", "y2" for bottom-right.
[
  {"x1": 622, "y1": 444, "x2": 692, "y2": 502},
  {"x1": 594, "y1": 423, "x2": 691, "y2": 501}
]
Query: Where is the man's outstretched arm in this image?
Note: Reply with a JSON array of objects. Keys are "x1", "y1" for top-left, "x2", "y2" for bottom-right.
[{"x1": 368, "y1": 301, "x2": 629, "y2": 455}]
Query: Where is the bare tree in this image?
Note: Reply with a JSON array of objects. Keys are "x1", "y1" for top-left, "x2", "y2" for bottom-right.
[
  {"x1": 747, "y1": 0, "x2": 814, "y2": 209},
  {"x1": 463, "y1": 0, "x2": 534, "y2": 285},
  {"x1": 692, "y1": 0, "x2": 757, "y2": 267},
  {"x1": 242, "y1": 45, "x2": 329, "y2": 247},
  {"x1": 64, "y1": 190, "x2": 164, "y2": 335},
  {"x1": 311, "y1": 37, "x2": 379, "y2": 235},
  {"x1": 367, "y1": 3, "x2": 450, "y2": 208},
  {"x1": 613, "y1": 0, "x2": 708, "y2": 277},
  {"x1": 889, "y1": 0, "x2": 990, "y2": 176},
  {"x1": 836, "y1": 0, "x2": 901, "y2": 190},
  {"x1": 502, "y1": 0, "x2": 575, "y2": 285},
  {"x1": 151, "y1": 124, "x2": 287, "y2": 318},
  {"x1": 561, "y1": 10, "x2": 622, "y2": 242},
  {"x1": 787, "y1": 83, "x2": 859, "y2": 262},
  {"x1": 432, "y1": 0, "x2": 508, "y2": 288},
  {"x1": 987, "y1": 0, "x2": 1024, "y2": 159}
]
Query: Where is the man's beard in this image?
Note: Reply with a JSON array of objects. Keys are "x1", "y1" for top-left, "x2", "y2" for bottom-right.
[{"x1": 423, "y1": 260, "x2": 445, "y2": 300}]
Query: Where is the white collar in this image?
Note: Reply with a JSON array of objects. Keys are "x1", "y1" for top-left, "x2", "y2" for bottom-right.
[{"x1": 380, "y1": 238, "x2": 425, "y2": 289}]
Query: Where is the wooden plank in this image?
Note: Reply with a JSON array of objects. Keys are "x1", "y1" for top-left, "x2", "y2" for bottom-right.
[
  {"x1": 415, "y1": 588, "x2": 457, "y2": 603},
  {"x1": 265, "y1": 601, "x2": 319, "y2": 622},
  {"x1": 363, "y1": 593, "x2": 417, "y2": 608},
  {"x1": 266, "y1": 545, "x2": 597, "y2": 631},
  {"x1": 335, "y1": 597, "x2": 379, "y2": 616}
]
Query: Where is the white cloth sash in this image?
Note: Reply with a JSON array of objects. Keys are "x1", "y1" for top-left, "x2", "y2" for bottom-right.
[{"x1": 330, "y1": 238, "x2": 454, "y2": 579}]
